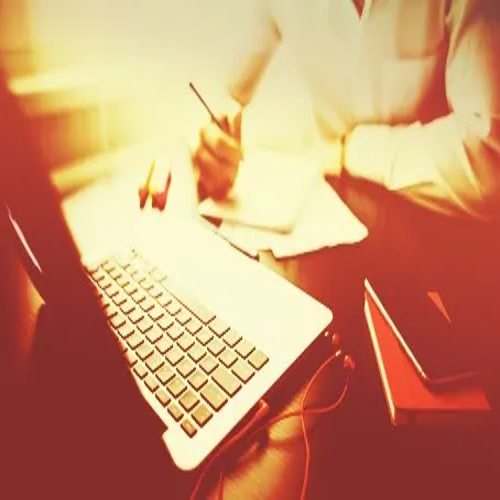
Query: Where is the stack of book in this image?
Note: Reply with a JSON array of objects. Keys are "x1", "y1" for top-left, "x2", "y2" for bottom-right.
[{"x1": 364, "y1": 279, "x2": 490, "y2": 426}]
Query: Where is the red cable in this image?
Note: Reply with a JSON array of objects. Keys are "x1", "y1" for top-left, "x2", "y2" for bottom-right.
[
  {"x1": 300, "y1": 350, "x2": 345, "y2": 500},
  {"x1": 189, "y1": 399, "x2": 270, "y2": 500},
  {"x1": 190, "y1": 349, "x2": 352, "y2": 500}
]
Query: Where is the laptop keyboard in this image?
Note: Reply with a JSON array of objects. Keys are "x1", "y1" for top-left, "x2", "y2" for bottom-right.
[{"x1": 86, "y1": 249, "x2": 269, "y2": 438}]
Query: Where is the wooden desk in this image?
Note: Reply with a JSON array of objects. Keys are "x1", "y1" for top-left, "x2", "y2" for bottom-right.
[{"x1": 14, "y1": 146, "x2": 500, "y2": 499}]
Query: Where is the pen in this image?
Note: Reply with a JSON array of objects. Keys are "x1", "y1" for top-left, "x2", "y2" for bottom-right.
[{"x1": 189, "y1": 82, "x2": 225, "y2": 131}]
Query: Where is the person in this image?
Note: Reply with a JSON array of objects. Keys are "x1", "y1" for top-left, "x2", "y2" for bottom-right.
[
  {"x1": 0, "y1": 72, "x2": 193, "y2": 499},
  {"x1": 192, "y1": 0, "x2": 500, "y2": 220},
  {"x1": 192, "y1": 0, "x2": 500, "y2": 410}
]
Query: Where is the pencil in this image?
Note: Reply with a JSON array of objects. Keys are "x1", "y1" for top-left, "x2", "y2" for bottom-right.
[{"x1": 189, "y1": 82, "x2": 225, "y2": 131}]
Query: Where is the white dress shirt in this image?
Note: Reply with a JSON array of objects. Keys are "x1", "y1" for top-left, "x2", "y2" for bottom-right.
[{"x1": 226, "y1": 0, "x2": 500, "y2": 219}]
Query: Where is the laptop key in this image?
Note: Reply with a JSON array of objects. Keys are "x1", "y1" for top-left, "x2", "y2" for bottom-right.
[
  {"x1": 144, "y1": 374, "x2": 159, "y2": 393},
  {"x1": 146, "y1": 352, "x2": 164, "y2": 373},
  {"x1": 231, "y1": 359, "x2": 255, "y2": 383},
  {"x1": 176, "y1": 308, "x2": 193, "y2": 326},
  {"x1": 212, "y1": 366, "x2": 241, "y2": 397},
  {"x1": 208, "y1": 318, "x2": 230, "y2": 337},
  {"x1": 104, "y1": 305, "x2": 118, "y2": 319},
  {"x1": 187, "y1": 344, "x2": 206, "y2": 363},
  {"x1": 123, "y1": 281, "x2": 138, "y2": 295},
  {"x1": 127, "y1": 333, "x2": 144, "y2": 350},
  {"x1": 117, "y1": 323, "x2": 134, "y2": 339},
  {"x1": 116, "y1": 274, "x2": 130, "y2": 287},
  {"x1": 120, "y1": 298, "x2": 135, "y2": 315},
  {"x1": 168, "y1": 403, "x2": 183, "y2": 422},
  {"x1": 109, "y1": 313, "x2": 126, "y2": 329},
  {"x1": 166, "y1": 323, "x2": 183, "y2": 341},
  {"x1": 133, "y1": 363, "x2": 148, "y2": 379},
  {"x1": 102, "y1": 259, "x2": 116, "y2": 272},
  {"x1": 207, "y1": 338, "x2": 225, "y2": 357},
  {"x1": 124, "y1": 350, "x2": 137, "y2": 367},
  {"x1": 105, "y1": 283, "x2": 120, "y2": 298},
  {"x1": 89, "y1": 268, "x2": 105, "y2": 280},
  {"x1": 167, "y1": 377, "x2": 187, "y2": 399},
  {"x1": 112, "y1": 291, "x2": 127, "y2": 306},
  {"x1": 177, "y1": 333, "x2": 194, "y2": 352},
  {"x1": 181, "y1": 418, "x2": 197, "y2": 438},
  {"x1": 129, "y1": 309, "x2": 144, "y2": 325},
  {"x1": 140, "y1": 277, "x2": 155, "y2": 291},
  {"x1": 200, "y1": 355, "x2": 218, "y2": 375},
  {"x1": 158, "y1": 315, "x2": 174, "y2": 331},
  {"x1": 188, "y1": 370, "x2": 208, "y2": 391},
  {"x1": 219, "y1": 349, "x2": 238, "y2": 368},
  {"x1": 165, "y1": 300, "x2": 181, "y2": 316},
  {"x1": 177, "y1": 358, "x2": 196, "y2": 379},
  {"x1": 156, "y1": 364, "x2": 175, "y2": 385},
  {"x1": 201, "y1": 383, "x2": 228, "y2": 412},
  {"x1": 148, "y1": 284, "x2": 163, "y2": 299},
  {"x1": 157, "y1": 291, "x2": 173, "y2": 308},
  {"x1": 108, "y1": 267, "x2": 122, "y2": 280},
  {"x1": 137, "y1": 316, "x2": 153, "y2": 334},
  {"x1": 155, "y1": 388, "x2": 171, "y2": 408},
  {"x1": 98, "y1": 276, "x2": 112, "y2": 290},
  {"x1": 223, "y1": 329, "x2": 242, "y2": 348},
  {"x1": 235, "y1": 339, "x2": 255, "y2": 359},
  {"x1": 248, "y1": 349, "x2": 269, "y2": 371},
  {"x1": 186, "y1": 318, "x2": 202, "y2": 335},
  {"x1": 145, "y1": 325, "x2": 163, "y2": 344},
  {"x1": 196, "y1": 328, "x2": 213, "y2": 346},
  {"x1": 140, "y1": 297, "x2": 155, "y2": 312},
  {"x1": 166, "y1": 346, "x2": 184, "y2": 366},
  {"x1": 192, "y1": 404, "x2": 213, "y2": 428},
  {"x1": 131, "y1": 289, "x2": 147, "y2": 303},
  {"x1": 179, "y1": 390, "x2": 199, "y2": 413},
  {"x1": 136, "y1": 343, "x2": 154, "y2": 361},
  {"x1": 148, "y1": 304, "x2": 164, "y2": 321},
  {"x1": 156, "y1": 336, "x2": 173, "y2": 355}
]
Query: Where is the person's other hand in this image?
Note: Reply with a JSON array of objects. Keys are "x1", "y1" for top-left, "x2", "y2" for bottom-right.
[{"x1": 192, "y1": 105, "x2": 243, "y2": 199}]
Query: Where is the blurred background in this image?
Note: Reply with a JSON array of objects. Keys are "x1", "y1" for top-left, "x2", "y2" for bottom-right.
[{"x1": 1, "y1": 0, "x2": 316, "y2": 192}]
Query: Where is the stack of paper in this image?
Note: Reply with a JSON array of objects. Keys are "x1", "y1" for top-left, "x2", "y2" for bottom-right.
[{"x1": 198, "y1": 149, "x2": 368, "y2": 258}]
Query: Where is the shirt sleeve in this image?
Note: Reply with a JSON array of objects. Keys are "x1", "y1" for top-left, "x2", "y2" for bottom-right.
[
  {"x1": 344, "y1": 0, "x2": 500, "y2": 219},
  {"x1": 226, "y1": 0, "x2": 282, "y2": 106}
]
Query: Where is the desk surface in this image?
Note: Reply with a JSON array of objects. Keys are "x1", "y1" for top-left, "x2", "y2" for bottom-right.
[{"x1": 17, "y1": 146, "x2": 500, "y2": 499}]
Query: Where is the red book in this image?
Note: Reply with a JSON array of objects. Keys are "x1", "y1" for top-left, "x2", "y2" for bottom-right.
[{"x1": 364, "y1": 279, "x2": 490, "y2": 426}]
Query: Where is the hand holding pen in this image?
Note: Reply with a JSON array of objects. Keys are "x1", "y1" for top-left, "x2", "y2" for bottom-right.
[{"x1": 189, "y1": 82, "x2": 243, "y2": 200}]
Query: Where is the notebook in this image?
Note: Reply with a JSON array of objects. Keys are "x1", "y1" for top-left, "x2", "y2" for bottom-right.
[
  {"x1": 6, "y1": 183, "x2": 332, "y2": 471},
  {"x1": 198, "y1": 149, "x2": 321, "y2": 233},
  {"x1": 364, "y1": 278, "x2": 490, "y2": 426}
]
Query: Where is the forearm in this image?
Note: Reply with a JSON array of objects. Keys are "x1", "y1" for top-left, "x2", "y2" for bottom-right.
[
  {"x1": 343, "y1": 113, "x2": 500, "y2": 219},
  {"x1": 225, "y1": 0, "x2": 281, "y2": 106}
]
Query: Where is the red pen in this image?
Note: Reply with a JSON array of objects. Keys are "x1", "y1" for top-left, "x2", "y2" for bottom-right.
[{"x1": 151, "y1": 169, "x2": 172, "y2": 211}]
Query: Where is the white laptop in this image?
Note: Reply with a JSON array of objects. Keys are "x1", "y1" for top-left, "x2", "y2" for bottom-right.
[{"x1": 8, "y1": 176, "x2": 332, "y2": 472}]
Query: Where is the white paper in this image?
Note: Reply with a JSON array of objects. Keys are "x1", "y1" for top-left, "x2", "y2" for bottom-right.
[
  {"x1": 218, "y1": 180, "x2": 368, "y2": 258},
  {"x1": 198, "y1": 150, "x2": 320, "y2": 233}
]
